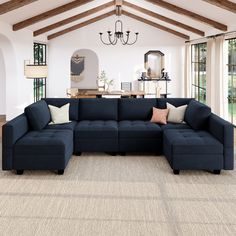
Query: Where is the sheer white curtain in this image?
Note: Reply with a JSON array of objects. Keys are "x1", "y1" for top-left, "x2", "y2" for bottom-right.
[
  {"x1": 184, "y1": 42, "x2": 191, "y2": 98},
  {"x1": 206, "y1": 38, "x2": 215, "y2": 108},
  {"x1": 206, "y1": 35, "x2": 228, "y2": 119},
  {"x1": 214, "y1": 35, "x2": 228, "y2": 118}
]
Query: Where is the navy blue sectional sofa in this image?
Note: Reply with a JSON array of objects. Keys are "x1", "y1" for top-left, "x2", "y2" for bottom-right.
[{"x1": 2, "y1": 98, "x2": 234, "y2": 175}]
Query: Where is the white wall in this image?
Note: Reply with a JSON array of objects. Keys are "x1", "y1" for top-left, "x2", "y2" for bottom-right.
[
  {"x1": 0, "y1": 21, "x2": 36, "y2": 120},
  {"x1": 0, "y1": 49, "x2": 6, "y2": 115},
  {"x1": 0, "y1": 15, "x2": 185, "y2": 120},
  {"x1": 48, "y1": 15, "x2": 185, "y2": 98}
]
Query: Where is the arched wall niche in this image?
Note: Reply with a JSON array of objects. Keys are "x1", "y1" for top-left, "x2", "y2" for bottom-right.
[{"x1": 70, "y1": 49, "x2": 99, "y2": 89}]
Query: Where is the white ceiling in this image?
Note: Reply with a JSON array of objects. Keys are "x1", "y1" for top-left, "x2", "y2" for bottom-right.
[{"x1": 0, "y1": 0, "x2": 236, "y2": 40}]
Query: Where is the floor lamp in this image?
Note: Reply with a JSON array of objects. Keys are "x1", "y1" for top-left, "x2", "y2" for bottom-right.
[{"x1": 24, "y1": 62, "x2": 48, "y2": 102}]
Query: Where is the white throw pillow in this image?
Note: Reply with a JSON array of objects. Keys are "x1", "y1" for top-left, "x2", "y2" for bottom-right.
[
  {"x1": 48, "y1": 103, "x2": 70, "y2": 124},
  {"x1": 167, "y1": 102, "x2": 187, "y2": 123}
]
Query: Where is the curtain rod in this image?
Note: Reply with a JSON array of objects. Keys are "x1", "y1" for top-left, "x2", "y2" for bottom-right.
[{"x1": 185, "y1": 30, "x2": 236, "y2": 43}]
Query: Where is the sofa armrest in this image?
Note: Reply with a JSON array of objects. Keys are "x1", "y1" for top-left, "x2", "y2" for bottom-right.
[
  {"x1": 2, "y1": 114, "x2": 29, "y2": 170},
  {"x1": 208, "y1": 113, "x2": 234, "y2": 170}
]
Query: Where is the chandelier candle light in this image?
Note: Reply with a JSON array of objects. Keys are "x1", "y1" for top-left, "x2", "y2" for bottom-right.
[{"x1": 99, "y1": 2, "x2": 139, "y2": 45}]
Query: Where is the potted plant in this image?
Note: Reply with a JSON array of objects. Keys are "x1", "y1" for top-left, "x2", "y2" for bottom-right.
[{"x1": 97, "y1": 70, "x2": 114, "y2": 92}]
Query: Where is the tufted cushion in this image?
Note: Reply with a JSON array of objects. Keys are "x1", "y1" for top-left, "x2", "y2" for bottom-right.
[
  {"x1": 119, "y1": 120, "x2": 162, "y2": 139},
  {"x1": 75, "y1": 120, "x2": 118, "y2": 139},
  {"x1": 79, "y1": 99, "x2": 118, "y2": 121},
  {"x1": 164, "y1": 129, "x2": 223, "y2": 154},
  {"x1": 15, "y1": 129, "x2": 73, "y2": 155},
  {"x1": 25, "y1": 100, "x2": 51, "y2": 130},
  {"x1": 119, "y1": 99, "x2": 157, "y2": 121},
  {"x1": 45, "y1": 120, "x2": 77, "y2": 131},
  {"x1": 184, "y1": 100, "x2": 211, "y2": 130},
  {"x1": 43, "y1": 98, "x2": 79, "y2": 121}
]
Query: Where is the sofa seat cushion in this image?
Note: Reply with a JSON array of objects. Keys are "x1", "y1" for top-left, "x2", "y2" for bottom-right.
[
  {"x1": 75, "y1": 120, "x2": 118, "y2": 139},
  {"x1": 119, "y1": 120, "x2": 162, "y2": 139},
  {"x1": 45, "y1": 120, "x2": 77, "y2": 131},
  {"x1": 160, "y1": 122, "x2": 191, "y2": 131},
  {"x1": 15, "y1": 129, "x2": 73, "y2": 156},
  {"x1": 164, "y1": 129, "x2": 223, "y2": 155}
]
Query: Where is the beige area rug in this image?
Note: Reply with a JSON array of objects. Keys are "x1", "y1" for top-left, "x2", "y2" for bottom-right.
[{"x1": 0, "y1": 142, "x2": 236, "y2": 236}]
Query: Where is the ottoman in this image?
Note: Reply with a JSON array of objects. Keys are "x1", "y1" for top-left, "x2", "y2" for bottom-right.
[
  {"x1": 14, "y1": 129, "x2": 73, "y2": 175},
  {"x1": 163, "y1": 129, "x2": 224, "y2": 174}
]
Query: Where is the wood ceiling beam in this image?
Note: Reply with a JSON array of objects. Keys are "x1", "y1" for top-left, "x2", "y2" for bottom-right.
[
  {"x1": 13, "y1": 0, "x2": 94, "y2": 31},
  {"x1": 123, "y1": 1, "x2": 204, "y2": 36},
  {"x1": 115, "y1": 0, "x2": 123, "y2": 6},
  {"x1": 0, "y1": 0, "x2": 37, "y2": 15},
  {"x1": 145, "y1": 0, "x2": 227, "y2": 31},
  {"x1": 123, "y1": 11, "x2": 190, "y2": 40},
  {"x1": 48, "y1": 10, "x2": 115, "y2": 40},
  {"x1": 202, "y1": 0, "x2": 236, "y2": 14},
  {"x1": 115, "y1": 0, "x2": 123, "y2": 16},
  {"x1": 34, "y1": 1, "x2": 114, "y2": 36}
]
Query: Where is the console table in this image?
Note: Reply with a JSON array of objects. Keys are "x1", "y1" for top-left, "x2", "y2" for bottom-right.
[
  {"x1": 138, "y1": 78, "x2": 171, "y2": 98},
  {"x1": 67, "y1": 90, "x2": 145, "y2": 98}
]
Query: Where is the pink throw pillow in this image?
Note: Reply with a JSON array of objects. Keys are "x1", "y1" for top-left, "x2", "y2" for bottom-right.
[{"x1": 150, "y1": 107, "x2": 169, "y2": 124}]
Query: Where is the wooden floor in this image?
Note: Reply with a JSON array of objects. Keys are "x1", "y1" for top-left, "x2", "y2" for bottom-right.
[
  {"x1": 0, "y1": 123, "x2": 3, "y2": 138},
  {"x1": 0, "y1": 116, "x2": 5, "y2": 122},
  {"x1": 0, "y1": 115, "x2": 5, "y2": 138}
]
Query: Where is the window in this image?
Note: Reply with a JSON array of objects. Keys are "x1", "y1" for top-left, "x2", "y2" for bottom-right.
[
  {"x1": 191, "y1": 43, "x2": 207, "y2": 103},
  {"x1": 227, "y1": 38, "x2": 236, "y2": 125},
  {"x1": 33, "y1": 42, "x2": 47, "y2": 102}
]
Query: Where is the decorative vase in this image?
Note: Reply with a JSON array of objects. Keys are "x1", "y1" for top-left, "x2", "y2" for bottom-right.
[
  {"x1": 105, "y1": 84, "x2": 108, "y2": 92},
  {"x1": 105, "y1": 84, "x2": 112, "y2": 92}
]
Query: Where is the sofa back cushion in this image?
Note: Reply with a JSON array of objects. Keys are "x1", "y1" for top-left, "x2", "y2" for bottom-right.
[
  {"x1": 43, "y1": 98, "x2": 79, "y2": 121},
  {"x1": 79, "y1": 98, "x2": 118, "y2": 121},
  {"x1": 157, "y1": 98, "x2": 193, "y2": 109},
  {"x1": 25, "y1": 100, "x2": 51, "y2": 130},
  {"x1": 119, "y1": 99, "x2": 157, "y2": 121},
  {"x1": 184, "y1": 100, "x2": 211, "y2": 130}
]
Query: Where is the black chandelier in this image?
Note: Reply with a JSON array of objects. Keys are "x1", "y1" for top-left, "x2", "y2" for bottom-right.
[{"x1": 99, "y1": 18, "x2": 139, "y2": 45}]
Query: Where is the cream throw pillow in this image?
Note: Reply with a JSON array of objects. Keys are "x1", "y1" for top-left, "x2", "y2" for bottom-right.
[
  {"x1": 167, "y1": 102, "x2": 187, "y2": 123},
  {"x1": 48, "y1": 103, "x2": 70, "y2": 124}
]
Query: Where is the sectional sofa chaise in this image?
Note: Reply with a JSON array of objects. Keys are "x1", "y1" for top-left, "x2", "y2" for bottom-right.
[{"x1": 2, "y1": 98, "x2": 234, "y2": 175}]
